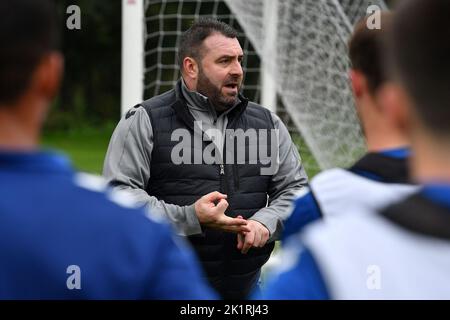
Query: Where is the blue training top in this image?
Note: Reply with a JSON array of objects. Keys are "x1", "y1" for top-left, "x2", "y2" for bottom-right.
[
  {"x1": 254, "y1": 183, "x2": 450, "y2": 300},
  {"x1": 281, "y1": 147, "x2": 411, "y2": 241},
  {"x1": 0, "y1": 150, "x2": 217, "y2": 299},
  {"x1": 255, "y1": 147, "x2": 411, "y2": 300}
]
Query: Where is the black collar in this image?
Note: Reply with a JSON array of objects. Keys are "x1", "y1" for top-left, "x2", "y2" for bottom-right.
[
  {"x1": 381, "y1": 193, "x2": 450, "y2": 241},
  {"x1": 349, "y1": 152, "x2": 411, "y2": 184}
]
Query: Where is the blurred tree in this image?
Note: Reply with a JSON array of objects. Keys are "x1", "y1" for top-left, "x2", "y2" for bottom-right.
[{"x1": 45, "y1": 1, "x2": 121, "y2": 131}]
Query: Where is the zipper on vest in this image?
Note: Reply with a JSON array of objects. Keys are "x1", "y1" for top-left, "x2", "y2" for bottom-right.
[
  {"x1": 219, "y1": 164, "x2": 228, "y2": 196},
  {"x1": 223, "y1": 126, "x2": 240, "y2": 192}
]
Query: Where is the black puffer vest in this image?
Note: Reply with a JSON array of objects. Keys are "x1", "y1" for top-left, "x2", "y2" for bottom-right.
[{"x1": 141, "y1": 81, "x2": 275, "y2": 299}]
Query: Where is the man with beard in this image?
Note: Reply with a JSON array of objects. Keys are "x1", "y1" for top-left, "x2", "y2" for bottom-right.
[{"x1": 103, "y1": 18, "x2": 308, "y2": 299}]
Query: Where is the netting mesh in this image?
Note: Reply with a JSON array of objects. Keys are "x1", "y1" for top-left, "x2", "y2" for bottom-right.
[
  {"x1": 143, "y1": 0, "x2": 386, "y2": 174},
  {"x1": 144, "y1": 0, "x2": 261, "y2": 101}
]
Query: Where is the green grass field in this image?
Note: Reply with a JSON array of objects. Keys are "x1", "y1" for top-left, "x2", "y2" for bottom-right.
[
  {"x1": 42, "y1": 126, "x2": 114, "y2": 174},
  {"x1": 42, "y1": 126, "x2": 321, "y2": 178},
  {"x1": 291, "y1": 133, "x2": 321, "y2": 178}
]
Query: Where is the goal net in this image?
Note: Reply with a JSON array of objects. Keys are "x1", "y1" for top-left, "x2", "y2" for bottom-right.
[{"x1": 138, "y1": 0, "x2": 387, "y2": 174}]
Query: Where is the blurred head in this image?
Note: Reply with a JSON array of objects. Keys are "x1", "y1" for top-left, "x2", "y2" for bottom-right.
[
  {"x1": 178, "y1": 18, "x2": 244, "y2": 111},
  {"x1": 379, "y1": 0, "x2": 450, "y2": 180},
  {"x1": 0, "y1": 0, "x2": 62, "y2": 110},
  {"x1": 348, "y1": 12, "x2": 408, "y2": 151},
  {"x1": 382, "y1": 0, "x2": 450, "y2": 142},
  {"x1": 349, "y1": 12, "x2": 392, "y2": 98}
]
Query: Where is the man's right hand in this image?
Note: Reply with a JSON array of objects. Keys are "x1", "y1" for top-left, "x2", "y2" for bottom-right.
[{"x1": 194, "y1": 191, "x2": 250, "y2": 234}]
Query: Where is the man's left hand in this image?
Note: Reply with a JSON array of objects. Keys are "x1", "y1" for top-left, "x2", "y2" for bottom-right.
[{"x1": 236, "y1": 219, "x2": 270, "y2": 254}]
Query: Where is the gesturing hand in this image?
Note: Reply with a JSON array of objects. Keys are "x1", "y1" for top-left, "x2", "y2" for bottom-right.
[
  {"x1": 237, "y1": 218, "x2": 270, "y2": 254},
  {"x1": 194, "y1": 192, "x2": 250, "y2": 234}
]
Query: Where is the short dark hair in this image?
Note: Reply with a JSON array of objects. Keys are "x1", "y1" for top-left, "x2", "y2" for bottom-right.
[
  {"x1": 0, "y1": 0, "x2": 59, "y2": 105},
  {"x1": 348, "y1": 12, "x2": 393, "y2": 94},
  {"x1": 387, "y1": 0, "x2": 450, "y2": 136},
  {"x1": 178, "y1": 17, "x2": 238, "y2": 71}
]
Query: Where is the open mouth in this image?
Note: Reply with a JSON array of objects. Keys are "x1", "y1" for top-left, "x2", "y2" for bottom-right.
[{"x1": 224, "y1": 83, "x2": 238, "y2": 90}]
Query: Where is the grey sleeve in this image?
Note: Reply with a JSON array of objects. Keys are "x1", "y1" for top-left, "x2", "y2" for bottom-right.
[
  {"x1": 102, "y1": 106, "x2": 202, "y2": 236},
  {"x1": 249, "y1": 112, "x2": 309, "y2": 241}
]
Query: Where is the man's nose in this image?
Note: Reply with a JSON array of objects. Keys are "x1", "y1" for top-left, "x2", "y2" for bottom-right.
[{"x1": 230, "y1": 60, "x2": 243, "y2": 77}]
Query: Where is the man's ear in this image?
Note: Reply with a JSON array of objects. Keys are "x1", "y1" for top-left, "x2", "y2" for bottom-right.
[
  {"x1": 32, "y1": 52, "x2": 64, "y2": 101},
  {"x1": 377, "y1": 82, "x2": 412, "y2": 137},
  {"x1": 183, "y1": 57, "x2": 199, "y2": 80},
  {"x1": 349, "y1": 69, "x2": 366, "y2": 99}
]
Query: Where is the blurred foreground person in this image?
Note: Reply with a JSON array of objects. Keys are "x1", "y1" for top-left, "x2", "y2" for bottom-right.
[
  {"x1": 0, "y1": 0, "x2": 215, "y2": 299},
  {"x1": 281, "y1": 12, "x2": 418, "y2": 241},
  {"x1": 257, "y1": 0, "x2": 450, "y2": 299}
]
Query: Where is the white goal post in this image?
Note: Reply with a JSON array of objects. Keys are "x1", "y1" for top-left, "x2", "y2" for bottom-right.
[{"x1": 121, "y1": 0, "x2": 145, "y2": 113}]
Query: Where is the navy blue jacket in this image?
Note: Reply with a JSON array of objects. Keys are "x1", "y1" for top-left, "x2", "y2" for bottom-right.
[{"x1": 0, "y1": 150, "x2": 216, "y2": 299}]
